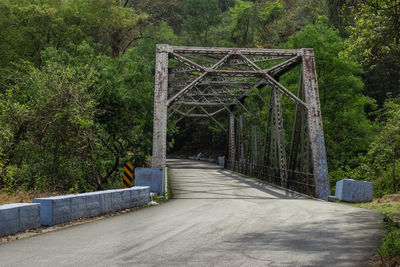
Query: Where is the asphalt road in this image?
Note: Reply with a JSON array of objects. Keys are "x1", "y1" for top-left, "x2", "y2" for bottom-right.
[{"x1": 0, "y1": 159, "x2": 382, "y2": 266}]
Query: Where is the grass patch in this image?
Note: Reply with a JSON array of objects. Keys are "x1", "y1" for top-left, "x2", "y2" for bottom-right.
[
  {"x1": 347, "y1": 195, "x2": 400, "y2": 266},
  {"x1": 375, "y1": 224, "x2": 400, "y2": 266},
  {"x1": 351, "y1": 195, "x2": 400, "y2": 222}
]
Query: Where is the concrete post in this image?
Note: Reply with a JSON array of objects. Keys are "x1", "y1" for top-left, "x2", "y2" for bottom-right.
[{"x1": 302, "y1": 48, "x2": 330, "y2": 200}]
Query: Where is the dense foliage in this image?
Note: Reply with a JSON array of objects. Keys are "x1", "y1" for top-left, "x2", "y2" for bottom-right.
[{"x1": 0, "y1": 0, "x2": 399, "y2": 199}]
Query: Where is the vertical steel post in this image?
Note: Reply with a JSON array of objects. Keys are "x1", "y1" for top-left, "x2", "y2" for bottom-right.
[
  {"x1": 270, "y1": 90, "x2": 278, "y2": 171},
  {"x1": 302, "y1": 48, "x2": 330, "y2": 200},
  {"x1": 229, "y1": 111, "x2": 236, "y2": 167},
  {"x1": 272, "y1": 88, "x2": 288, "y2": 188},
  {"x1": 252, "y1": 126, "x2": 256, "y2": 163},
  {"x1": 288, "y1": 71, "x2": 303, "y2": 173},
  {"x1": 152, "y1": 44, "x2": 169, "y2": 169},
  {"x1": 239, "y1": 115, "x2": 244, "y2": 162}
]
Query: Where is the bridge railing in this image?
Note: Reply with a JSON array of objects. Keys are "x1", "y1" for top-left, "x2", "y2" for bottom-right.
[{"x1": 226, "y1": 159, "x2": 315, "y2": 196}]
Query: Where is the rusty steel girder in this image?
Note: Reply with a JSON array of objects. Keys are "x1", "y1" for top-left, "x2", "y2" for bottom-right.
[{"x1": 152, "y1": 44, "x2": 330, "y2": 200}]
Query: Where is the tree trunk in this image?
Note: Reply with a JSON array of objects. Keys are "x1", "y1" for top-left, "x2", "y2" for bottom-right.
[
  {"x1": 111, "y1": 32, "x2": 122, "y2": 58},
  {"x1": 100, "y1": 155, "x2": 120, "y2": 189}
]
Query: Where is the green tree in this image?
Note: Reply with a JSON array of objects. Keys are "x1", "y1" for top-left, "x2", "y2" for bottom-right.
[
  {"x1": 259, "y1": 0, "x2": 286, "y2": 25},
  {"x1": 0, "y1": 0, "x2": 67, "y2": 66},
  {"x1": 283, "y1": 19, "x2": 377, "y2": 181},
  {"x1": 368, "y1": 99, "x2": 400, "y2": 194},
  {"x1": 0, "y1": 44, "x2": 97, "y2": 191},
  {"x1": 337, "y1": 0, "x2": 400, "y2": 105},
  {"x1": 344, "y1": 99, "x2": 400, "y2": 196},
  {"x1": 0, "y1": 40, "x2": 158, "y2": 192},
  {"x1": 181, "y1": 0, "x2": 222, "y2": 46},
  {"x1": 227, "y1": 0, "x2": 317, "y2": 47},
  {"x1": 228, "y1": 0, "x2": 260, "y2": 46},
  {"x1": 132, "y1": 0, "x2": 183, "y2": 32},
  {"x1": 340, "y1": 0, "x2": 400, "y2": 65},
  {"x1": 0, "y1": 0, "x2": 148, "y2": 68},
  {"x1": 91, "y1": 47, "x2": 154, "y2": 189}
]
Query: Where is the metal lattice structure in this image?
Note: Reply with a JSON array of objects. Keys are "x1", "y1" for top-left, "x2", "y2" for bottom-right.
[{"x1": 152, "y1": 44, "x2": 330, "y2": 200}]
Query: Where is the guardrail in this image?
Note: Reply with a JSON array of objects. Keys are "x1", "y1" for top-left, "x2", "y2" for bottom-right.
[
  {"x1": 0, "y1": 186, "x2": 151, "y2": 237},
  {"x1": 226, "y1": 159, "x2": 315, "y2": 196},
  {"x1": 0, "y1": 203, "x2": 40, "y2": 237}
]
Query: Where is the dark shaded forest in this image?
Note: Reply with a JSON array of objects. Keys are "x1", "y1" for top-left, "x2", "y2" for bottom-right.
[{"x1": 0, "y1": 0, "x2": 399, "y2": 199}]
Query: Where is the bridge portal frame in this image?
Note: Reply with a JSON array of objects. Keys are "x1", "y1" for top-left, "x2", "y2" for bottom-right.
[{"x1": 152, "y1": 44, "x2": 330, "y2": 200}]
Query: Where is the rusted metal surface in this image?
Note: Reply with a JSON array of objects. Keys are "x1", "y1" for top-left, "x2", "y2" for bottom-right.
[
  {"x1": 152, "y1": 44, "x2": 329, "y2": 199},
  {"x1": 198, "y1": 105, "x2": 227, "y2": 132},
  {"x1": 167, "y1": 53, "x2": 232, "y2": 106},
  {"x1": 272, "y1": 88, "x2": 288, "y2": 187},
  {"x1": 239, "y1": 115, "x2": 245, "y2": 162},
  {"x1": 169, "y1": 46, "x2": 300, "y2": 56},
  {"x1": 229, "y1": 112, "x2": 235, "y2": 164},
  {"x1": 152, "y1": 44, "x2": 169, "y2": 169},
  {"x1": 302, "y1": 48, "x2": 330, "y2": 200},
  {"x1": 266, "y1": 56, "x2": 302, "y2": 77}
]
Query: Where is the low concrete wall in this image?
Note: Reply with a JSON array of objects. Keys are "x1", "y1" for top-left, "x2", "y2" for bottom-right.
[
  {"x1": 135, "y1": 168, "x2": 164, "y2": 194},
  {"x1": 335, "y1": 179, "x2": 373, "y2": 202},
  {"x1": 218, "y1": 156, "x2": 225, "y2": 166},
  {"x1": 0, "y1": 203, "x2": 40, "y2": 237},
  {"x1": 33, "y1": 186, "x2": 150, "y2": 226}
]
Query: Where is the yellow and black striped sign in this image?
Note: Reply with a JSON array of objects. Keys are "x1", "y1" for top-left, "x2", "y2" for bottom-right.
[{"x1": 123, "y1": 163, "x2": 134, "y2": 188}]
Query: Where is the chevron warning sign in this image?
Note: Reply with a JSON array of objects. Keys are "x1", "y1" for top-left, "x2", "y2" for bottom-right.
[{"x1": 123, "y1": 163, "x2": 134, "y2": 188}]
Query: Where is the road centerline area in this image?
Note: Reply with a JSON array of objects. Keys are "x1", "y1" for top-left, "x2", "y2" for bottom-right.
[{"x1": 0, "y1": 159, "x2": 381, "y2": 267}]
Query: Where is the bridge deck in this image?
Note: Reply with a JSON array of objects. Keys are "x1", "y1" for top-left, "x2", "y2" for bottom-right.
[{"x1": 0, "y1": 159, "x2": 381, "y2": 266}]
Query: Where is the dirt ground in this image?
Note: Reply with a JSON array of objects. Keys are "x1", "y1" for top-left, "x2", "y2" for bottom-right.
[{"x1": 0, "y1": 190, "x2": 61, "y2": 205}]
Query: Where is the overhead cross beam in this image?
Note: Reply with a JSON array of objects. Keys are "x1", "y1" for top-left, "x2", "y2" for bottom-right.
[
  {"x1": 167, "y1": 52, "x2": 233, "y2": 106},
  {"x1": 170, "y1": 46, "x2": 299, "y2": 56},
  {"x1": 168, "y1": 53, "x2": 305, "y2": 108}
]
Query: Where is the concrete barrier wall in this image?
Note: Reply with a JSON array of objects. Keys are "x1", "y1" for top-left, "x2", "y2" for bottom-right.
[
  {"x1": 218, "y1": 156, "x2": 225, "y2": 166},
  {"x1": 335, "y1": 179, "x2": 373, "y2": 202},
  {"x1": 0, "y1": 203, "x2": 40, "y2": 237},
  {"x1": 33, "y1": 186, "x2": 150, "y2": 226},
  {"x1": 135, "y1": 168, "x2": 164, "y2": 194}
]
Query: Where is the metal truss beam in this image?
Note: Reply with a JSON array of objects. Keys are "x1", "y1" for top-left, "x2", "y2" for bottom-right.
[
  {"x1": 176, "y1": 101, "x2": 236, "y2": 106},
  {"x1": 198, "y1": 105, "x2": 227, "y2": 132},
  {"x1": 302, "y1": 48, "x2": 330, "y2": 199},
  {"x1": 238, "y1": 53, "x2": 307, "y2": 108},
  {"x1": 167, "y1": 53, "x2": 232, "y2": 106},
  {"x1": 266, "y1": 56, "x2": 302, "y2": 77},
  {"x1": 152, "y1": 44, "x2": 329, "y2": 199},
  {"x1": 229, "y1": 111, "x2": 236, "y2": 163},
  {"x1": 169, "y1": 80, "x2": 255, "y2": 88},
  {"x1": 171, "y1": 107, "x2": 225, "y2": 118},
  {"x1": 171, "y1": 52, "x2": 206, "y2": 72},
  {"x1": 169, "y1": 57, "x2": 293, "y2": 74},
  {"x1": 169, "y1": 46, "x2": 301, "y2": 56}
]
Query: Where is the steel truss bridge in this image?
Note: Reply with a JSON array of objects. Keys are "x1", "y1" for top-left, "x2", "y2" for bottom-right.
[{"x1": 151, "y1": 44, "x2": 330, "y2": 200}]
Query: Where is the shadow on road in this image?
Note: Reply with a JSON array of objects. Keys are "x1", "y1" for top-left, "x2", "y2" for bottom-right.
[
  {"x1": 225, "y1": 211, "x2": 382, "y2": 267},
  {"x1": 168, "y1": 159, "x2": 300, "y2": 200}
]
